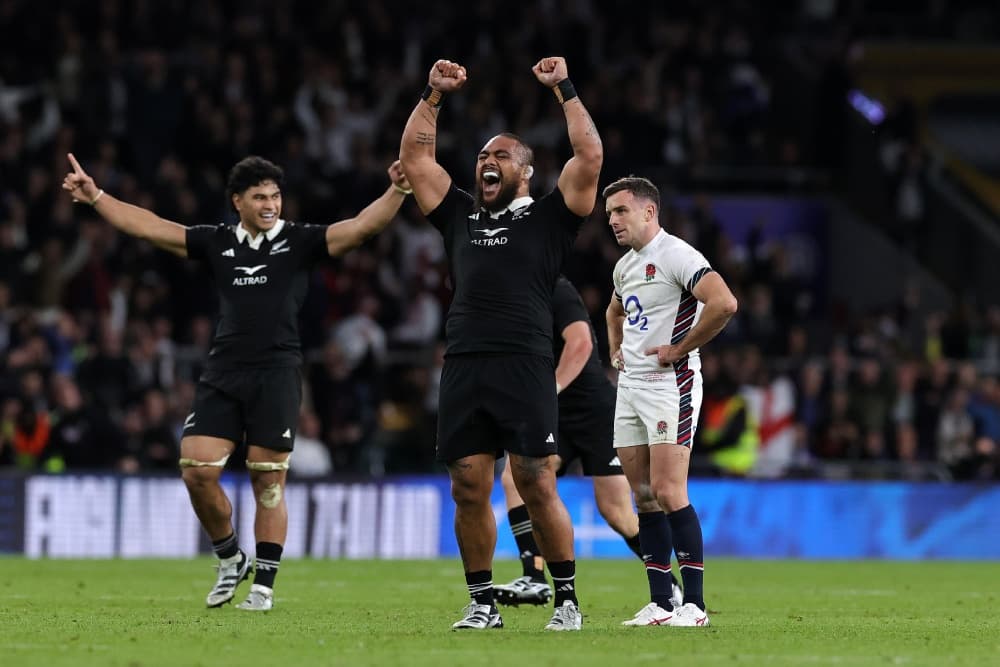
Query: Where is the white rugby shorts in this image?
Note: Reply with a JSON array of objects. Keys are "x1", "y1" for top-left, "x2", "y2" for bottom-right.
[{"x1": 613, "y1": 374, "x2": 703, "y2": 448}]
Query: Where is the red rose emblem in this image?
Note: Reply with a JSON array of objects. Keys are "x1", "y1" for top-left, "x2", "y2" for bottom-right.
[{"x1": 645, "y1": 264, "x2": 656, "y2": 281}]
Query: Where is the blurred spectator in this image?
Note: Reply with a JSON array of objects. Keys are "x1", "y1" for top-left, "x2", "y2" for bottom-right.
[
  {"x1": 695, "y1": 354, "x2": 759, "y2": 476},
  {"x1": 46, "y1": 374, "x2": 124, "y2": 470},
  {"x1": 936, "y1": 388, "x2": 993, "y2": 479},
  {"x1": 290, "y1": 410, "x2": 333, "y2": 478},
  {"x1": 308, "y1": 341, "x2": 371, "y2": 472},
  {"x1": 76, "y1": 322, "x2": 139, "y2": 418}
]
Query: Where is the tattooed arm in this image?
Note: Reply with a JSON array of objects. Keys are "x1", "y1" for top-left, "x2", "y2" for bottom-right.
[
  {"x1": 399, "y1": 59, "x2": 466, "y2": 215},
  {"x1": 532, "y1": 57, "x2": 604, "y2": 217}
]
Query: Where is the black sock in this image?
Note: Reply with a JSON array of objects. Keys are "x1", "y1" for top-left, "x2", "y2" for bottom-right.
[
  {"x1": 669, "y1": 504, "x2": 705, "y2": 610},
  {"x1": 253, "y1": 542, "x2": 283, "y2": 590},
  {"x1": 465, "y1": 570, "x2": 494, "y2": 607},
  {"x1": 638, "y1": 511, "x2": 675, "y2": 610},
  {"x1": 547, "y1": 560, "x2": 577, "y2": 606},
  {"x1": 628, "y1": 529, "x2": 681, "y2": 590},
  {"x1": 508, "y1": 505, "x2": 544, "y2": 579},
  {"x1": 211, "y1": 532, "x2": 240, "y2": 561},
  {"x1": 624, "y1": 532, "x2": 643, "y2": 560}
]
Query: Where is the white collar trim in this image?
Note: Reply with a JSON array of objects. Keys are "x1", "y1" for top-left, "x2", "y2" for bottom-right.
[
  {"x1": 487, "y1": 196, "x2": 534, "y2": 219},
  {"x1": 235, "y1": 218, "x2": 285, "y2": 250}
]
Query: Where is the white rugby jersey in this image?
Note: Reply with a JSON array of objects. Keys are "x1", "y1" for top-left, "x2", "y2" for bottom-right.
[{"x1": 612, "y1": 229, "x2": 713, "y2": 387}]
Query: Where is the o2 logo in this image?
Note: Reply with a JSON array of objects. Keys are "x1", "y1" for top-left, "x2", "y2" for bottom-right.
[{"x1": 624, "y1": 295, "x2": 648, "y2": 331}]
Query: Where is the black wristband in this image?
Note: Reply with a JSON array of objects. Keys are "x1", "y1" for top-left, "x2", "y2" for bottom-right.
[
  {"x1": 553, "y1": 78, "x2": 578, "y2": 104},
  {"x1": 421, "y1": 85, "x2": 444, "y2": 108}
]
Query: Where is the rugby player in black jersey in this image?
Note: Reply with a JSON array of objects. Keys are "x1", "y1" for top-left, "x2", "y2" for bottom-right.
[
  {"x1": 493, "y1": 276, "x2": 683, "y2": 612},
  {"x1": 62, "y1": 152, "x2": 411, "y2": 611},
  {"x1": 400, "y1": 57, "x2": 602, "y2": 631}
]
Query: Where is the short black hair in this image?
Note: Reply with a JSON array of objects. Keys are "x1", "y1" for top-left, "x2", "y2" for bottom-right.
[
  {"x1": 602, "y1": 175, "x2": 660, "y2": 210},
  {"x1": 496, "y1": 132, "x2": 534, "y2": 168},
  {"x1": 226, "y1": 156, "x2": 284, "y2": 200}
]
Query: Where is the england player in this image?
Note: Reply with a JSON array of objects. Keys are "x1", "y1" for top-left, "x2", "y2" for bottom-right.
[
  {"x1": 493, "y1": 276, "x2": 683, "y2": 610},
  {"x1": 62, "y1": 153, "x2": 411, "y2": 611},
  {"x1": 605, "y1": 176, "x2": 737, "y2": 627},
  {"x1": 400, "y1": 57, "x2": 602, "y2": 631}
]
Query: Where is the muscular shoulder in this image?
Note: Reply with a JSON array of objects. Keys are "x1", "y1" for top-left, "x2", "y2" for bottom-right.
[
  {"x1": 427, "y1": 185, "x2": 475, "y2": 221},
  {"x1": 531, "y1": 187, "x2": 573, "y2": 215},
  {"x1": 553, "y1": 277, "x2": 588, "y2": 328},
  {"x1": 652, "y1": 233, "x2": 704, "y2": 264},
  {"x1": 186, "y1": 223, "x2": 234, "y2": 254},
  {"x1": 553, "y1": 276, "x2": 583, "y2": 312}
]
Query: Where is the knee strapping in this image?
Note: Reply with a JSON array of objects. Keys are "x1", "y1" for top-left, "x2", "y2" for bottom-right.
[
  {"x1": 178, "y1": 454, "x2": 231, "y2": 468},
  {"x1": 259, "y1": 483, "x2": 282, "y2": 508},
  {"x1": 245, "y1": 458, "x2": 290, "y2": 472}
]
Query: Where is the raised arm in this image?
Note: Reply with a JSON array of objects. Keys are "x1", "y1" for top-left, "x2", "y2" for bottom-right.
[
  {"x1": 555, "y1": 320, "x2": 593, "y2": 394},
  {"x1": 399, "y1": 59, "x2": 466, "y2": 215},
  {"x1": 325, "y1": 161, "x2": 411, "y2": 257},
  {"x1": 62, "y1": 153, "x2": 188, "y2": 257},
  {"x1": 606, "y1": 295, "x2": 626, "y2": 372},
  {"x1": 645, "y1": 272, "x2": 739, "y2": 366},
  {"x1": 533, "y1": 57, "x2": 603, "y2": 217}
]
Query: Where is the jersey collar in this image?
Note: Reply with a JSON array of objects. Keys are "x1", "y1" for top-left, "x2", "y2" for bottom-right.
[
  {"x1": 485, "y1": 196, "x2": 533, "y2": 219},
  {"x1": 235, "y1": 218, "x2": 285, "y2": 250},
  {"x1": 635, "y1": 228, "x2": 667, "y2": 255}
]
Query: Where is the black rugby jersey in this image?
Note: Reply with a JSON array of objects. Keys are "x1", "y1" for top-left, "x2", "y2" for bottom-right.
[
  {"x1": 426, "y1": 185, "x2": 583, "y2": 357},
  {"x1": 186, "y1": 219, "x2": 328, "y2": 370},
  {"x1": 552, "y1": 275, "x2": 614, "y2": 411}
]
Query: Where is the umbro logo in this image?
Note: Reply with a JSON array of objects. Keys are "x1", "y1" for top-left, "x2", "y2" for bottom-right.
[
  {"x1": 476, "y1": 227, "x2": 508, "y2": 238},
  {"x1": 221, "y1": 248, "x2": 235, "y2": 257},
  {"x1": 545, "y1": 433, "x2": 555, "y2": 443},
  {"x1": 269, "y1": 239, "x2": 289, "y2": 255},
  {"x1": 235, "y1": 265, "x2": 267, "y2": 275}
]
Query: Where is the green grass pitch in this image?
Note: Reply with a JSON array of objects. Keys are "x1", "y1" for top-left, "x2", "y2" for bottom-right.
[{"x1": 1, "y1": 558, "x2": 997, "y2": 666}]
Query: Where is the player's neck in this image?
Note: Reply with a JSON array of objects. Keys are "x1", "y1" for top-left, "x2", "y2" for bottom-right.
[
  {"x1": 631, "y1": 224, "x2": 661, "y2": 252},
  {"x1": 239, "y1": 220, "x2": 263, "y2": 239}
]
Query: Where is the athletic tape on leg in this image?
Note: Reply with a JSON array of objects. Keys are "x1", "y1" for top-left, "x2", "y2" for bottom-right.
[
  {"x1": 259, "y1": 483, "x2": 283, "y2": 508},
  {"x1": 245, "y1": 458, "x2": 291, "y2": 472},
  {"x1": 178, "y1": 454, "x2": 231, "y2": 468}
]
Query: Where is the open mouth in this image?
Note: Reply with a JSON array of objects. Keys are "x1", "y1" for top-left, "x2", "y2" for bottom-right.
[{"x1": 481, "y1": 169, "x2": 501, "y2": 197}]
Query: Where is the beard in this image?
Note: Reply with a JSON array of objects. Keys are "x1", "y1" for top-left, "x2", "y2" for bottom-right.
[{"x1": 474, "y1": 177, "x2": 520, "y2": 213}]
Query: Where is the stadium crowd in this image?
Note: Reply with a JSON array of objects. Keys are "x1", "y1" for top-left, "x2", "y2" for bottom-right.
[{"x1": 1, "y1": 1, "x2": 998, "y2": 481}]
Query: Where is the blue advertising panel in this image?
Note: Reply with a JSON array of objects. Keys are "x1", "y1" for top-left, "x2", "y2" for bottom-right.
[
  {"x1": 3, "y1": 474, "x2": 998, "y2": 560},
  {"x1": 408, "y1": 476, "x2": 1000, "y2": 561}
]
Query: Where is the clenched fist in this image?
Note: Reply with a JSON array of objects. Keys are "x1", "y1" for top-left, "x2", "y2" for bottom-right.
[
  {"x1": 428, "y1": 59, "x2": 467, "y2": 92},
  {"x1": 532, "y1": 57, "x2": 568, "y2": 88},
  {"x1": 388, "y1": 160, "x2": 411, "y2": 192}
]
